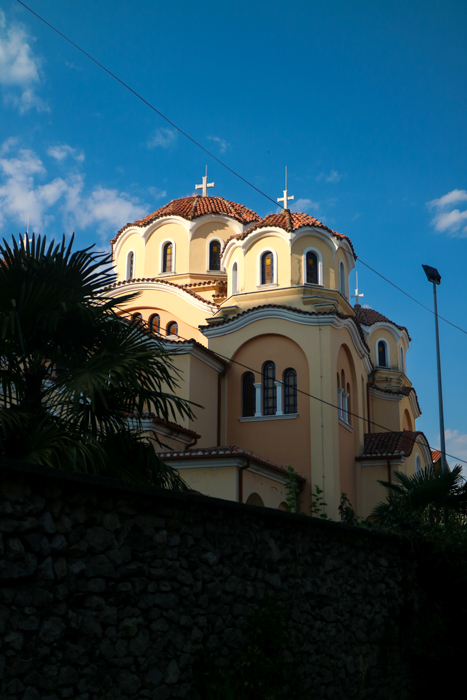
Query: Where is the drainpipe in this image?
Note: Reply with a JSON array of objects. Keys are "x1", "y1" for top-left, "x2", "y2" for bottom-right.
[
  {"x1": 238, "y1": 458, "x2": 250, "y2": 504},
  {"x1": 185, "y1": 434, "x2": 198, "y2": 451}
]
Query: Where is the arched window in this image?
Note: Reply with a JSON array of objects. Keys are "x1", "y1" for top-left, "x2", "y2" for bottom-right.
[
  {"x1": 339, "y1": 260, "x2": 346, "y2": 296},
  {"x1": 263, "y1": 361, "x2": 276, "y2": 415},
  {"x1": 166, "y1": 321, "x2": 178, "y2": 337},
  {"x1": 400, "y1": 347, "x2": 405, "y2": 373},
  {"x1": 346, "y1": 382, "x2": 351, "y2": 425},
  {"x1": 162, "y1": 242, "x2": 173, "y2": 273},
  {"x1": 149, "y1": 314, "x2": 160, "y2": 334},
  {"x1": 232, "y1": 262, "x2": 238, "y2": 295},
  {"x1": 284, "y1": 368, "x2": 297, "y2": 414},
  {"x1": 415, "y1": 454, "x2": 423, "y2": 476},
  {"x1": 377, "y1": 340, "x2": 389, "y2": 368},
  {"x1": 242, "y1": 372, "x2": 256, "y2": 417},
  {"x1": 209, "y1": 240, "x2": 221, "y2": 271},
  {"x1": 261, "y1": 251, "x2": 274, "y2": 285},
  {"x1": 126, "y1": 251, "x2": 134, "y2": 280},
  {"x1": 305, "y1": 251, "x2": 318, "y2": 284},
  {"x1": 245, "y1": 492, "x2": 264, "y2": 507},
  {"x1": 132, "y1": 313, "x2": 142, "y2": 325}
]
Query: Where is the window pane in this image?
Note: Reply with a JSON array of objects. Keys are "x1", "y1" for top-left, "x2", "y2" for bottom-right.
[
  {"x1": 242, "y1": 372, "x2": 256, "y2": 417},
  {"x1": 261, "y1": 252, "x2": 274, "y2": 285},
  {"x1": 284, "y1": 369, "x2": 297, "y2": 414},
  {"x1": 209, "y1": 241, "x2": 221, "y2": 271},
  {"x1": 149, "y1": 314, "x2": 160, "y2": 334},
  {"x1": 163, "y1": 243, "x2": 173, "y2": 272},
  {"x1": 378, "y1": 341, "x2": 387, "y2": 367},
  {"x1": 306, "y1": 252, "x2": 318, "y2": 284},
  {"x1": 263, "y1": 362, "x2": 276, "y2": 415},
  {"x1": 167, "y1": 322, "x2": 178, "y2": 336}
]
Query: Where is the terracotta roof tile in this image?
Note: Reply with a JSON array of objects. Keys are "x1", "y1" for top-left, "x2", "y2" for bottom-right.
[
  {"x1": 362, "y1": 430, "x2": 428, "y2": 458},
  {"x1": 223, "y1": 210, "x2": 356, "y2": 258},
  {"x1": 111, "y1": 196, "x2": 260, "y2": 245},
  {"x1": 431, "y1": 449, "x2": 442, "y2": 463},
  {"x1": 107, "y1": 276, "x2": 219, "y2": 307},
  {"x1": 355, "y1": 307, "x2": 410, "y2": 339}
]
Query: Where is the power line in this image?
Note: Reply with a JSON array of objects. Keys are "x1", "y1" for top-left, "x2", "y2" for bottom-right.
[{"x1": 149, "y1": 323, "x2": 467, "y2": 466}]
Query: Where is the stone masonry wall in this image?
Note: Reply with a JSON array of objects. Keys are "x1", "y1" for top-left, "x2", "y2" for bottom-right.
[{"x1": 0, "y1": 459, "x2": 418, "y2": 699}]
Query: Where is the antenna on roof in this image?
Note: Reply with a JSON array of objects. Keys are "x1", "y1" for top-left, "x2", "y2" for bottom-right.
[
  {"x1": 195, "y1": 167, "x2": 215, "y2": 197},
  {"x1": 277, "y1": 166, "x2": 294, "y2": 211},
  {"x1": 352, "y1": 272, "x2": 364, "y2": 310}
]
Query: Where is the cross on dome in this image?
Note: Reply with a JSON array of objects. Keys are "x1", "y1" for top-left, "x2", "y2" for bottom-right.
[
  {"x1": 195, "y1": 166, "x2": 215, "y2": 197},
  {"x1": 352, "y1": 272, "x2": 364, "y2": 309},
  {"x1": 277, "y1": 166, "x2": 294, "y2": 211}
]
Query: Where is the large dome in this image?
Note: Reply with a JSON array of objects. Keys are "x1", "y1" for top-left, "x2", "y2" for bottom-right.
[{"x1": 114, "y1": 195, "x2": 260, "y2": 241}]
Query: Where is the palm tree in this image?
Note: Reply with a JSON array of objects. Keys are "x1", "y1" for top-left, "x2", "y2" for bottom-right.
[
  {"x1": 371, "y1": 464, "x2": 467, "y2": 529},
  {"x1": 0, "y1": 233, "x2": 194, "y2": 489}
]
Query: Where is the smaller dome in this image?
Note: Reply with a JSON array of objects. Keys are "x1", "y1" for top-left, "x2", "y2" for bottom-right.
[{"x1": 113, "y1": 196, "x2": 260, "y2": 242}]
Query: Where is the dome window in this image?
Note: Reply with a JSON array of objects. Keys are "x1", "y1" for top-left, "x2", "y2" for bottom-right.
[
  {"x1": 306, "y1": 251, "x2": 318, "y2": 284},
  {"x1": 162, "y1": 242, "x2": 173, "y2": 273},
  {"x1": 166, "y1": 321, "x2": 178, "y2": 337},
  {"x1": 149, "y1": 314, "x2": 160, "y2": 334},
  {"x1": 126, "y1": 251, "x2": 135, "y2": 280},
  {"x1": 261, "y1": 251, "x2": 274, "y2": 285},
  {"x1": 377, "y1": 340, "x2": 389, "y2": 368},
  {"x1": 209, "y1": 240, "x2": 221, "y2": 271}
]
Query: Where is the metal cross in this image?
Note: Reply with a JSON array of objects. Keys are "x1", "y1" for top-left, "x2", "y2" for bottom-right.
[
  {"x1": 195, "y1": 166, "x2": 215, "y2": 197},
  {"x1": 352, "y1": 272, "x2": 364, "y2": 306},
  {"x1": 277, "y1": 166, "x2": 294, "y2": 210}
]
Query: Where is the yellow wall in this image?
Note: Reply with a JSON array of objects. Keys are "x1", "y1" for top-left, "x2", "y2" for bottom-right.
[
  {"x1": 116, "y1": 232, "x2": 145, "y2": 281},
  {"x1": 144, "y1": 222, "x2": 189, "y2": 277},
  {"x1": 242, "y1": 470, "x2": 288, "y2": 508},
  {"x1": 189, "y1": 221, "x2": 237, "y2": 274},
  {"x1": 291, "y1": 235, "x2": 335, "y2": 287},
  {"x1": 177, "y1": 466, "x2": 238, "y2": 500},
  {"x1": 243, "y1": 235, "x2": 291, "y2": 291}
]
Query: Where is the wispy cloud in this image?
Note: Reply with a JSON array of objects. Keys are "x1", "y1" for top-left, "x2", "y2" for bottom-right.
[
  {"x1": 148, "y1": 186, "x2": 167, "y2": 201},
  {"x1": 316, "y1": 169, "x2": 342, "y2": 183},
  {"x1": 0, "y1": 140, "x2": 147, "y2": 238},
  {"x1": 147, "y1": 128, "x2": 177, "y2": 149},
  {"x1": 427, "y1": 189, "x2": 467, "y2": 237},
  {"x1": 292, "y1": 198, "x2": 320, "y2": 213},
  {"x1": 444, "y1": 429, "x2": 467, "y2": 466},
  {"x1": 207, "y1": 136, "x2": 229, "y2": 154},
  {"x1": 47, "y1": 144, "x2": 85, "y2": 163},
  {"x1": 0, "y1": 9, "x2": 48, "y2": 113}
]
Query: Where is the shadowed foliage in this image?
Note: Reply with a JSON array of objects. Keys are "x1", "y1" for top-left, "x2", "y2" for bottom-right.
[{"x1": 0, "y1": 233, "x2": 194, "y2": 489}]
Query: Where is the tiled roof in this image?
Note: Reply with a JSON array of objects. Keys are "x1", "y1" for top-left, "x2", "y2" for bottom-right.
[
  {"x1": 107, "y1": 276, "x2": 219, "y2": 307},
  {"x1": 362, "y1": 431, "x2": 427, "y2": 458},
  {"x1": 355, "y1": 307, "x2": 410, "y2": 339},
  {"x1": 112, "y1": 196, "x2": 260, "y2": 244},
  {"x1": 368, "y1": 384, "x2": 421, "y2": 415},
  {"x1": 223, "y1": 210, "x2": 356, "y2": 258},
  {"x1": 201, "y1": 304, "x2": 370, "y2": 352},
  {"x1": 158, "y1": 445, "x2": 305, "y2": 481},
  {"x1": 431, "y1": 449, "x2": 442, "y2": 463}
]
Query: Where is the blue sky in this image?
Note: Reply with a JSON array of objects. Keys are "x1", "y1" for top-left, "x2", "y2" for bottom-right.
[{"x1": 1, "y1": 0, "x2": 466, "y2": 465}]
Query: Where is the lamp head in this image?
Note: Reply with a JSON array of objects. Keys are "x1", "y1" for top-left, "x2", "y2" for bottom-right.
[{"x1": 422, "y1": 264, "x2": 441, "y2": 285}]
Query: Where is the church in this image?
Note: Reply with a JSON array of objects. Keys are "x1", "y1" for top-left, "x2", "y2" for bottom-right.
[{"x1": 107, "y1": 173, "x2": 431, "y2": 518}]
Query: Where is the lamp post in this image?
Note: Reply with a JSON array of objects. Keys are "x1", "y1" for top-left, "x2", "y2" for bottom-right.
[{"x1": 422, "y1": 264, "x2": 447, "y2": 475}]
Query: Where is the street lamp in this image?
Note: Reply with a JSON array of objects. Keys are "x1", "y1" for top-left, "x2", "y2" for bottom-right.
[{"x1": 422, "y1": 264, "x2": 447, "y2": 475}]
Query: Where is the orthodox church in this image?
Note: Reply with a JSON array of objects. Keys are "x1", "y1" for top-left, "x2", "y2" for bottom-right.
[{"x1": 107, "y1": 173, "x2": 431, "y2": 517}]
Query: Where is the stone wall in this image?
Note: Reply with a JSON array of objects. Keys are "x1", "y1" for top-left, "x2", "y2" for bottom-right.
[{"x1": 0, "y1": 459, "x2": 418, "y2": 699}]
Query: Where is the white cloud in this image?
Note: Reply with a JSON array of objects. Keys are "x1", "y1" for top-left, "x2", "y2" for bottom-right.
[
  {"x1": 444, "y1": 429, "x2": 467, "y2": 467},
  {"x1": 47, "y1": 144, "x2": 85, "y2": 163},
  {"x1": 427, "y1": 189, "x2": 467, "y2": 237},
  {"x1": 147, "y1": 128, "x2": 177, "y2": 149},
  {"x1": 0, "y1": 10, "x2": 48, "y2": 113},
  {"x1": 148, "y1": 186, "x2": 167, "y2": 201},
  {"x1": 292, "y1": 198, "x2": 320, "y2": 213},
  {"x1": 207, "y1": 136, "x2": 229, "y2": 154},
  {"x1": 316, "y1": 169, "x2": 342, "y2": 183},
  {"x1": 0, "y1": 141, "x2": 147, "y2": 238}
]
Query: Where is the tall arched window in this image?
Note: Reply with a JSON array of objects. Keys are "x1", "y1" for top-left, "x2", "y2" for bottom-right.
[
  {"x1": 377, "y1": 340, "x2": 389, "y2": 368},
  {"x1": 284, "y1": 368, "x2": 297, "y2": 414},
  {"x1": 242, "y1": 372, "x2": 256, "y2": 417},
  {"x1": 209, "y1": 240, "x2": 221, "y2": 271},
  {"x1": 339, "y1": 260, "x2": 346, "y2": 296},
  {"x1": 346, "y1": 382, "x2": 351, "y2": 425},
  {"x1": 163, "y1": 242, "x2": 173, "y2": 273},
  {"x1": 149, "y1": 314, "x2": 160, "y2": 334},
  {"x1": 415, "y1": 454, "x2": 423, "y2": 475},
  {"x1": 261, "y1": 251, "x2": 274, "y2": 285},
  {"x1": 232, "y1": 262, "x2": 238, "y2": 295},
  {"x1": 126, "y1": 251, "x2": 134, "y2": 280},
  {"x1": 166, "y1": 321, "x2": 178, "y2": 337},
  {"x1": 306, "y1": 251, "x2": 318, "y2": 284},
  {"x1": 263, "y1": 361, "x2": 276, "y2": 415}
]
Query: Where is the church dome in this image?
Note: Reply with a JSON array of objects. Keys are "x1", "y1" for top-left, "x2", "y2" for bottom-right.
[
  {"x1": 228, "y1": 210, "x2": 356, "y2": 258},
  {"x1": 114, "y1": 196, "x2": 260, "y2": 240}
]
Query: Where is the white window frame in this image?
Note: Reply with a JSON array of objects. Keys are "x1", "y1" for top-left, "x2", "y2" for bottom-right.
[
  {"x1": 126, "y1": 250, "x2": 135, "y2": 280},
  {"x1": 257, "y1": 248, "x2": 278, "y2": 287},
  {"x1": 376, "y1": 338, "x2": 390, "y2": 368},
  {"x1": 339, "y1": 260, "x2": 346, "y2": 297},
  {"x1": 206, "y1": 238, "x2": 224, "y2": 272},
  {"x1": 302, "y1": 247, "x2": 323, "y2": 286},
  {"x1": 159, "y1": 239, "x2": 176, "y2": 274}
]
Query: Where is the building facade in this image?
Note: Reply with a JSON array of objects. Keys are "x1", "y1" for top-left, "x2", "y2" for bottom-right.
[{"x1": 108, "y1": 181, "x2": 431, "y2": 517}]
